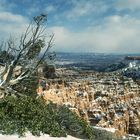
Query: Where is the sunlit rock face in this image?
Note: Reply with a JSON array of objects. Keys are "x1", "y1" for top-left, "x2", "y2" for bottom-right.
[{"x1": 38, "y1": 70, "x2": 140, "y2": 136}]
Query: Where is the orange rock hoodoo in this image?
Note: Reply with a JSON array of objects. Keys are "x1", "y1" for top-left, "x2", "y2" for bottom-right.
[{"x1": 38, "y1": 72, "x2": 140, "y2": 136}]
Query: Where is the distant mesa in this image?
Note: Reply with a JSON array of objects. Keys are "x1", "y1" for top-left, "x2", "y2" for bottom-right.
[{"x1": 125, "y1": 56, "x2": 140, "y2": 60}]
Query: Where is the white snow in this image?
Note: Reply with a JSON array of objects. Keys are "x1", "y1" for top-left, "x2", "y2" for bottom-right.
[
  {"x1": 0, "y1": 133, "x2": 83, "y2": 140},
  {"x1": 93, "y1": 126, "x2": 117, "y2": 133}
]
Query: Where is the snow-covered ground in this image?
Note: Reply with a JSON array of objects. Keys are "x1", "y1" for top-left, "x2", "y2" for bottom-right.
[
  {"x1": 0, "y1": 133, "x2": 83, "y2": 140},
  {"x1": 93, "y1": 126, "x2": 116, "y2": 133}
]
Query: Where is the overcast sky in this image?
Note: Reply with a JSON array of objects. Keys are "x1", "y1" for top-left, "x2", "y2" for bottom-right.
[{"x1": 0, "y1": 0, "x2": 140, "y2": 53}]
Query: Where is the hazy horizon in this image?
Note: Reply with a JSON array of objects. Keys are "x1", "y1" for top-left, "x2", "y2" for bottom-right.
[{"x1": 55, "y1": 51, "x2": 140, "y2": 55}]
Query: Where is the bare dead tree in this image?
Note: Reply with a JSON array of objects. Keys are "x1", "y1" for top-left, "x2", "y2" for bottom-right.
[{"x1": 0, "y1": 14, "x2": 54, "y2": 98}]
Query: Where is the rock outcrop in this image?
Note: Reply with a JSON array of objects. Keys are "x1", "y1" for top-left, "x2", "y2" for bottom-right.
[{"x1": 37, "y1": 70, "x2": 140, "y2": 136}]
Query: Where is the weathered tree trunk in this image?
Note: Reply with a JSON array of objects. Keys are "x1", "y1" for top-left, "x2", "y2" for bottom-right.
[{"x1": 0, "y1": 14, "x2": 54, "y2": 98}]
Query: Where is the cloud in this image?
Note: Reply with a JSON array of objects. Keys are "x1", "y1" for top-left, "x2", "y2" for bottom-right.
[
  {"x1": 45, "y1": 5, "x2": 56, "y2": 13},
  {"x1": 65, "y1": 0, "x2": 109, "y2": 19},
  {"x1": 116, "y1": 0, "x2": 140, "y2": 11},
  {"x1": 0, "y1": 0, "x2": 139, "y2": 54},
  {"x1": 0, "y1": 1, "x2": 29, "y2": 39},
  {"x1": 0, "y1": 0, "x2": 16, "y2": 11},
  {"x1": 0, "y1": 12, "x2": 29, "y2": 40},
  {"x1": 0, "y1": 12, "x2": 28, "y2": 23},
  {"x1": 0, "y1": 1, "x2": 25, "y2": 41},
  {"x1": 49, "y1": 15, "x2": 140, "y2": 53},
  {"x1": 67, "y1": 1, "x2": 93, "y2": 18}
]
